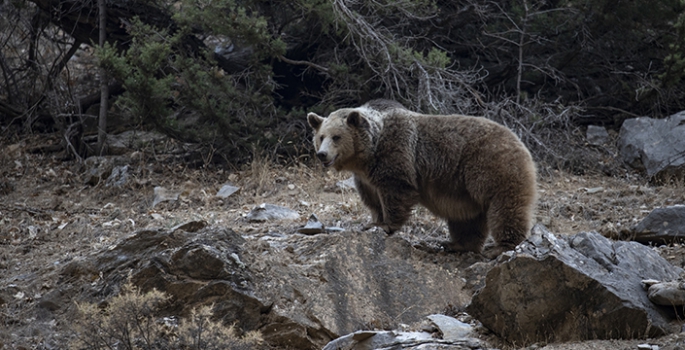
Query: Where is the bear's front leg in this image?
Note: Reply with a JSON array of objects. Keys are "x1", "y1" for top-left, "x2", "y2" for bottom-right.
[
  {"x1": 354, "y1": 176, "x2": 384, "y2": 228},
  {"x1": 376, "y1": 187, "x2": 419, "y2": 234}
]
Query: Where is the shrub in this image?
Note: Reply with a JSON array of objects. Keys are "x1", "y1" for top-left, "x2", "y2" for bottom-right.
[{"x1": 71, "y1": 282, "x2": 263, "y2": 350}]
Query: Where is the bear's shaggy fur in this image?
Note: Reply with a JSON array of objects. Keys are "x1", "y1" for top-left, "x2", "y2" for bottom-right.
[{"x1": 307, "y1": 100, "x2": 537, "y2": 255}]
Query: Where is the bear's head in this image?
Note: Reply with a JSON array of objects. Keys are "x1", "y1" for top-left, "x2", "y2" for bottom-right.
[{"x1": 307, "y1": 108, "x2": 374, "y2": 172}]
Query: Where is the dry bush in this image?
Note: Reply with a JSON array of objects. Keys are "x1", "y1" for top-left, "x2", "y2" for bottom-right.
[
  {"x1": 71, "y1": 282, "x2": 263, "y2": 350},
  {"x1": 481, "y1": 98, "x2": 624, "y2": 177}
]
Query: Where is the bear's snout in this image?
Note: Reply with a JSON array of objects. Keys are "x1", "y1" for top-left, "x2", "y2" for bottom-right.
[{"x1": 316, "y1": 151, "x2": 328, "y2": 161}]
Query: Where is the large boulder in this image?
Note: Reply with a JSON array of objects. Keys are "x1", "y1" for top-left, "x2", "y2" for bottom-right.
[
  {"x1": 467, "y1": 225, "x2": 682, "y2": 346},
  {"x1": 618, "y1": 112, "x2": 685, "y2": 178},
  {"x1": 631, "y1": 205, "x2": 685, "y2": 245},
  {"x1": 57, "y1": 226, "x2": 471, "y2": 349}
]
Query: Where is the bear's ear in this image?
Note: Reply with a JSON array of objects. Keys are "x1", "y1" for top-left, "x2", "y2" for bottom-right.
[
  {"x1": 346, "y1": 111, "x2": 369, "y2": 130},
  {"x1": 307, "y1": 112, "x2": 324, "y2": 131}
]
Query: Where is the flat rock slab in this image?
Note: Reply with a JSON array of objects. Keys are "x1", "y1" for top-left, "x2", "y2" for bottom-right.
[
  {"x1": 467, "y1": 225, "x2": 683, "y2": 346},
  {"x1": 632, "y1": 205, "x2": 685, "y2": 244},
  {"x1": 216, "y1": 183, "x2": 240, "y2": 198},
  {"x1": 245, "y1": 203, "x2": 299, "y2": 222}
]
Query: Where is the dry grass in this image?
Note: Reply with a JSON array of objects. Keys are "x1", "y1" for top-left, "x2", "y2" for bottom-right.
[{"x1": 71, "y1": 282, "x2": 263, "y2": 350}]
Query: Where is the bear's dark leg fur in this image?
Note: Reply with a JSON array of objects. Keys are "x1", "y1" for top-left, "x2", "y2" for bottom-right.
[
  {"x1": 378, "y1": 190, "x2": 419, "y2": 234},
  {"x1": 445, "y1": 213, "x2": 488, "y2": 253},
  {"x1": 354, "y1": 176, "x2": 384, "y2": 224},
  {"x1": 487, "y1": 201, "x2": 531, "y2": 253}
]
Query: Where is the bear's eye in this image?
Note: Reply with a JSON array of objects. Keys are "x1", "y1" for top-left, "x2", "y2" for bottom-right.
[
  {"x1": 319, "y1": 136, "x2": 324, "y2": 142},
  {"x1": 332, "y1": 135, "x2": 341, "y2": 142}
]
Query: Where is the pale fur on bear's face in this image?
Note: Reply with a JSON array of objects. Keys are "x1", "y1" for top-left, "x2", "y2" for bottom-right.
[{"x1": 307, "y1": 108, "x2": 376, "y2": 172}]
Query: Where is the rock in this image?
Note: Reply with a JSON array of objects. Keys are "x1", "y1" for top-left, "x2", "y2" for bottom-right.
[
  {"x1": 170, "y1": 220, "x2": 207, "y2": 233},
  {"x1": 83, "y1": 156, "x2": 131, "y2": 185},
  {"x1": 426, "y1": 314, "x2": 473, "y2": 340},
  {"x1": 337, "y1": 176, "x2": 356, "y2": 191},
  {"x1": 618, "y1": 112, "x2": 685, "y2": 177},
  {"x1": 83, "y1": 156, "x2": 114, "y2": 185},
  {"x1": 632, "y1": 205, "x2": 685, "y2": 244},
  {"x1": 322, "y1": 329, "x2": 483, "y2": 350},
  {"x1": 584, "y1": 186, "x2": 604, "y2": 194},
  {"x1": 648, "y1": 281, "x2": 685, "y2": 306},
  {"x1": 65, "y1": 227, "x2": 471, "y2": 349},
  {"x1": 216, "y1": 183, "x2": 240, "y2": 198},
  {"x1": 293, "y1": 215, "x2": 345, "y2": 234},
  {"x1": 105, "y1": 165, "x2": 129, "y2": 187},
  {"x1": 152, "y1": 186, "x2": 180, "y2": 207},
  {"x1": 297, "y1": 214, "x2": 326, "y2": 234},
  {"x1": 467, "y1": 224, "x2": 683, "y2": 345},
  {"x1": 245, "y1": 203, "x2": 299, "y2": 222},
  {"x1": 637, "y1": 344, "x2": 660, "y2": 350},
  {"x1": 586, "y1": 125, "x2": 609, "y2": 146}
]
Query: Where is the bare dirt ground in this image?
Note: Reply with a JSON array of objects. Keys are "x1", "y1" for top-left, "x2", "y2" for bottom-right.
[{"x1": 1, "y1": 133, "x2": 685, "y2": 349}]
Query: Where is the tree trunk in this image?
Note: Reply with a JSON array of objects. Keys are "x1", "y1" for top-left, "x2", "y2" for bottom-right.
[{"x1": 97, "y1": 0, "x2": 108, "y2": 155}]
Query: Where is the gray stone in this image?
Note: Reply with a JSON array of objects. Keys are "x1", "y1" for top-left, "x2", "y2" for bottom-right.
[
  {"x1": 585, "y1": 186, "x2": 604, "y2": 194},
  {"x1": 426, "y1": 314, "x2": 473, "y2": 340},
  {"x1": 170, "y1": 220, "x2": 207, "y2": 233},
  {"x1": 648, "y1": 281, "x2": 685, "y2": 306},
  {"x1": 152, "y1": 186, "x2": 180, "y2": 207},
  {"x1": 83, "y1": 156, "x2": 132, "y2": 186},
  {"x1": 322, "y1": 330, "x2": 483, "y2": 350},
  {"x1": 83, "y1": 156, "x2": 114, "y2": 185},
  {"x1": 467, "y1": 224, "x2": 683, "y2": 345},
  {"x1": 245, "y1": 203, "x2": 299, "y2": 222},
  {"x1": 297, "y1": 214, "x2": 326, "y2": 234},
  {"x1": 105, "y1": 165, "x2": 129, "y2": 187},
  {"x1": 337, "y1": 176, "x2": 356, "y2": 191},
  {"x1": 216, "y1": 183, "x2": 240, "y2": 198},
  {"x1": 618, "y1": 112, "x2": 685, "y2": 177},
  {"x1": 632, "y1": 205, "x2": 685, "y2": 244},
  {"x1": 587, "y1": 125, "x2": 609, "y2": 146}
]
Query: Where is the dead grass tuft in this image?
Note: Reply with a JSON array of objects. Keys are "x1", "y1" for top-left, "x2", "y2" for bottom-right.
[{"x1": 71, "y1": 282, "x2": 263, "y2": 350}]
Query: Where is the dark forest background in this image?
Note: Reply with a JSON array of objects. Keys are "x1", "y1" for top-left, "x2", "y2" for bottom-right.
[{"x1": 2, "y1": 0, "x2": 685, "y2": 169}]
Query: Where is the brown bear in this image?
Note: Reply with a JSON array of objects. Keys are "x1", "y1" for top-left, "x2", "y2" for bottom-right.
[{"x1": 307, "y1": 100, "x2": 537, "y2": 256}]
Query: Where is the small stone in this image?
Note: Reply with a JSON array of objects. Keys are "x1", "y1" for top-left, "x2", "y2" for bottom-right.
[
  {"x1": 336, "y1": 177, "x2": 356, "y2": 191},
  {"x1": 245, "y1": 203, "x2": 299, "y2": 222},
  {"x1": 648, "y1": 281, "x2": 685, "y2": 306},
  {"x1": 426, "y1": 314, "x2": 473, "y2": 340},
  {"x1": 287, "y1": 184, "x2": 296, "y2": 190},
  {"x1": 105, "y1": 165, "x2": 129, "y2": 188},
  {"x1": 637, "y1": 344, "x2": 658, "y2": 350},
  {"x1": 170, "y1": 220, "x2": 207, "y2": 233},
  {"x1": 216, "y1": 184, "x2": 240, "y2": 198},
  {"x1": 587, "y1": 125, "x2": 609, "y2": 146},
  {"x1": 641, "y1": 279, "x2": 661, "y2": 290},
  {"x1": 585, "y1": 187, "x2": 604, "y2": 194},
  {"x1": 298, "y1": 214, "x2": 326, "y2": 235},
  {"x1": 153, "y1": 186, "x2": 181, "y2": 207}
]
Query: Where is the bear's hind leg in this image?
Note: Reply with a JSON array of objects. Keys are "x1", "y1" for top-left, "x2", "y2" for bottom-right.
[{"x1": 444, "y1": 213, "x2": 488, "y2": 253}]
